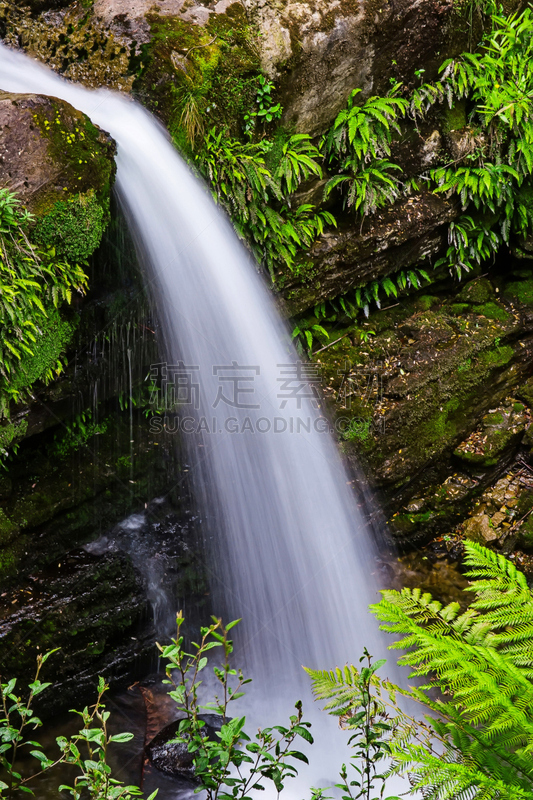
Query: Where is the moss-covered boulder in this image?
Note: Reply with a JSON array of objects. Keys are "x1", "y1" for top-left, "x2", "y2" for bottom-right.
[{"x1": 0, "y1": 91, "x2": 115, "y2": 219}]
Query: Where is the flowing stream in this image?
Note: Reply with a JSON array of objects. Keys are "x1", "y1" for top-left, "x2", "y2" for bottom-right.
[{"x1": 0, "y1": 44, "x2": 395, "y2": 790}]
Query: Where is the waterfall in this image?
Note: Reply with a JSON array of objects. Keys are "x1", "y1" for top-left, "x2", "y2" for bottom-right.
[{"x1": 0, "y1": 44, "x2": 393, "y2": 788}]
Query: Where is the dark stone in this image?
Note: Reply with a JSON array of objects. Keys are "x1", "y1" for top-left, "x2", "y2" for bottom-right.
[
  {"x1": 0, "y1": 548, "x2": 154, "y2": 715},
  {"x1": 146, "y1": 714, "x2": 225, "y2": 778}
]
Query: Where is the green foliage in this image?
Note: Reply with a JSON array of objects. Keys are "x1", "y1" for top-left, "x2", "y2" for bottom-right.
[
  {"x1": 5, "y1": 309, "x2": 75, "y2": 411},
  {"x1": 50, "y1": 409, "x2": 109, "y2": 459},
  {"x1": 57, "y1": 677, "x2": 156, "y2": 800},
  {"x1": 0, "y1": 649, "x2": 57, "y2": 795},
  {"x1": 306, "y1": 543, "x2": 533, "y2": 800},
  {"x1": 158, "y1": 612, "x2": 313, "y2": 799},
  {"x1": 314, "y1": 6, "x2": 533, "y2": 307},
  {"x1": 0, "y1": 656, "x2": 156, "y2": 799},
  {"x1": 32, "y1": 191, "x2": 107, "y2": 263},
  {"x1": 0, "y1": 189, "x2": 87, "y2": 412},
  {"x1": 196, "y1": 128, "x2": 335, "y2": 277},
  {"x1": 244, "y1": 75, "x2": 283, "y2": 139},
  {"x1": 325, "y1": 160, "x2": 402, "y2": 218},
  {"x1": 413, "y1": 9, "x2": 533, "y2": 276},
  {"x1": 324, "y1": 89, "x2": 408, "y2": 221},
  {"x1": 435, "y1": 215, "x2": 500, "y2": 278},
  {"x1": 274, "y1": 134, "x2": 323, "y2": 196},
  {"x1": 306, "y1": 652, "x2": 400, "y2": 800},
  {"x1": 368, "y1": 542, "x2": 533, "y2": 800},
  {"x1": 290, "y1": 263, "x2": 428, "y2": 350},
  {"x1": 341, "y1": 419, "x2": 372, "y2": 442},
  {"x1": 291, "y1": 319, "x2": 330, "y2": 354},
  {"x1": 325, "y1": 89, "x2": 408, "y2": 162}
]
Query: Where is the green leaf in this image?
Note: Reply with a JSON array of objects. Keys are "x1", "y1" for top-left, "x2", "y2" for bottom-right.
[{"x1": 109, "y1": 732, "x2": 134, "y2": 743}]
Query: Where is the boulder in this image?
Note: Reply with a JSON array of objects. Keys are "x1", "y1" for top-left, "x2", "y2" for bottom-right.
[
  {"x1": 146, "y1": 714, "x2": 224, "y2": 777},
  {"x1": 0, "y1": 91, "x2": 115, "y2": 217},
  {"x1": 463, "y1": 514, "x2": 498, "y2": 543}
]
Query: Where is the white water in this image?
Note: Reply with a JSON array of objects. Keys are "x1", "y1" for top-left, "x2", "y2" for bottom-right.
[{"x1": 0, "y1": 45, "x2": 396, "y2": 790}]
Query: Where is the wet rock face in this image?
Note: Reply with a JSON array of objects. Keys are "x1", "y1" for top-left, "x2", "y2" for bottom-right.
[
  {"x1": 314, "y1": 270, "x2": 533, "y2": 541},
  {"x1": 278, "y1": 192, "x2": 456, "y2": 316},
  {"x1": 0, "y1": 549, "x2": 153, "y2": 714},
  {"x1": 0, "y1": 92, "x2": 115, "y2": 216}
]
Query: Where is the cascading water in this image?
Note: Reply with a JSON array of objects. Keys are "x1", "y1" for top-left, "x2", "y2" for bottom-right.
[{"x1": 0, "y1": 44, "x2": 398, "y2": 789}]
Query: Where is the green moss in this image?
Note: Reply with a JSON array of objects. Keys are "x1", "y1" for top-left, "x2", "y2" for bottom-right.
[
  {"x1": 484, "y1": 411, "x2": 504, "y2": 425},
  {"x1": 471, "y1": 301, "x2": 511, "y2": 322},
  {"x1": 503, "y1": 279, "x2": 533, "y2": 306},
  {"x1": 441, "y1": 99, "x2": 467, "y2": 133},
  {"x1": 32, "y1": 191, "x2": 107, "y2": 262},
  {"x1": 416, "y1": 295, "x2": 440, "y2": 311},
  {"x1": 9, "y1": 308, "x2": 76, "y2": 396},
  {"x1": 478, "y1": 344, "x2": 514, "y2": 368},
  {"x1": 449, "y1": 302, "x2": 469, "y2": 315}
]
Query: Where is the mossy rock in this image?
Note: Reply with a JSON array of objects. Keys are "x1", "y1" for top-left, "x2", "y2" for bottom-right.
[
  {"x1": 471, "y1": 301, "x2": 511, "y2": 323},
  {"x1": 415, "y1": 295, "x2": 440, "y2": 311},
  {"x1": 441, "y1": 99, "x2": 467, "y2": 133},
  {"x1": 0, "y1": 92, "x2": 115, "y2": 224},
  {"x1": 449, "y1": 302, "x2": 470, "y2": 315},
  {"x1": 503, "y1": 279, "x2": 533, "y2": 307},
  {"x1": 457, "y1": 277, "x2": 495, "y2": 305},
  {"x1": 135, "y1": 7, "x2": 261, "y2": 152}
]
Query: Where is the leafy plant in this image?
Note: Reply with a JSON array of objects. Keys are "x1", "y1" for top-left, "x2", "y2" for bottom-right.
[
  {"x1": 0, "y1": 650, "x2": 58, "y2": 795},
  {"x1": 306, "y1": 650, "x2": 400, "y2": 800},
  {"x1": 0, "y1": 189, "x2": 87, "y2": 408},
  {"x1": 309, "y1": 543, "x2": 533, "y2": 800},
  {"x1": 158, "y1": 612, "x2": 314, "y2": 799},
  {"x1": 0, "y1": 656, "x2": 156, "y2": 799},
  {"x1": 435, "y1": 214, "x2": 500, "y2": 278},
  {"x1": 325, "y1": 159, "x2": 402, "y2": 221},
  {"x1": 291, "y1": 319, "x2": 330, "y2": 354},
  {"x1": 196, "y1": 128, "x2": 335, "y2": 276},
  {"x1": 244, "y1": 75, "x2": 283, "y2": 139},
  {"x1": 57, "y1": 677, "x2": 156, "y2": 800},
  {"x1": 51, "y1": 409, "x2": 109, "y2": 459},
  {"x1": 323, "y1": 89, "x2": 408, "y2": 225},
  {"x1": 274, "y1": 134, "x2": 323, "y2": 197},
  {"x1": 324, "y1": 89, "x2": 408, "y2": 162}
]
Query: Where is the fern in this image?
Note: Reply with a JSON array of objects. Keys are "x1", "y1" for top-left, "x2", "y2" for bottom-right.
[
  {"x1": 325, "y1": 88, "x2": 408, "y2": 162},
  {"x1": 308, "y1": 543, "x2": 533, "y2": 800},
  {"x1": 0, "y1": 189, "x2": 88, "y2": 404},
  {"x1": 196, "y1": 128, "x2": 336, "y2": 277},
  {"x1": 274, "y1": 134, "x2": 323, "y2": 196}
]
